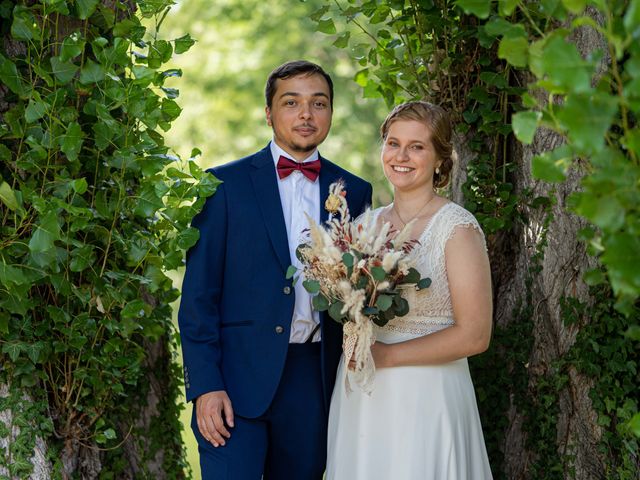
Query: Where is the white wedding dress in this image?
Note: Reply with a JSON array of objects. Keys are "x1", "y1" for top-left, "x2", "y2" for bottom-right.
[{"x1": 326, "y1": 202, "x2": 493, "y2": 480}]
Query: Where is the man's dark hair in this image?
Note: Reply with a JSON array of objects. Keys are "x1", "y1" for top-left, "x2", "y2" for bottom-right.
[{"x1": 265, "y1": 60, "x2": 334, "y2": 109}]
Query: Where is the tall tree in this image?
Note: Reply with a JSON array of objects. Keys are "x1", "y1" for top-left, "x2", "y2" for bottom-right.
[
  {"x1": 0, "y1": 0, "x2": 213, "y2": 477},
  {"x1": 314, "y1": 1, "x2": 639, "y2": 478}
]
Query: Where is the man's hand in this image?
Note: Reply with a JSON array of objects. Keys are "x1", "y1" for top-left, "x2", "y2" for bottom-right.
[{"x1": 196, "y1": 390, "x2": 235, "y2": 447}]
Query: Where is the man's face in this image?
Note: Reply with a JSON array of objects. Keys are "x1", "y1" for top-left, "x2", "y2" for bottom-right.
[{"x1": 266, "y1": 73, "x2": 332, "y2": 160}]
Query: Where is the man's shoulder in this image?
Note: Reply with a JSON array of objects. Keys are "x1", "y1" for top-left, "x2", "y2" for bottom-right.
[{"x1": 206, "y1": 145, "x2": 271, "y2": 180}]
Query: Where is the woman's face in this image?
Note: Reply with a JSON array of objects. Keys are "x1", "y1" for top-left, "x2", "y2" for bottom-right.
[{"x1": 381, "y1": 119, "x2": 441, "y2": 194}]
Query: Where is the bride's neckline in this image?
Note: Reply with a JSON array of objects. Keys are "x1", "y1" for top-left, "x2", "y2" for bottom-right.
[{"x1": 380, "y1": 201, "x2": 454, "y2": 241}]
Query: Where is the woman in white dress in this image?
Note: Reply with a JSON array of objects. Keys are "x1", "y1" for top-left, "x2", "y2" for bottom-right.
[{"x1": 326, "y1": 101, "x2": 493, "y2": 480}]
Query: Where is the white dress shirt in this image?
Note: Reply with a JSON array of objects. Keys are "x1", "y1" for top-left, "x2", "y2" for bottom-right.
[{"x1": 270, "y1": 140, "x2": 321, "y2": 343}]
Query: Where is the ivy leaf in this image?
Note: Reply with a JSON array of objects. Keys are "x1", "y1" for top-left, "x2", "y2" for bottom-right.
[
  {"x1": 28, "y1": 212, "x2": 61, "y2": 254},
  {"x1": 76, "y1": 0, "x2": 99, "y2": 19},
  {"x1": 499, "y1": 0, "x2": 518, "y2": 15},
  {"x1": 0, "y1": 181, "x2": 19, "y2": 211},
  {"x1": 498, "y1": 35, "x2": 529, "y2": 68},
  {"x1": 455, "y1": 0, "x2": 491, "y2": 18},
  {"x1": 60, "y1": 33, "x2": 85, "y2": 62},
  {"x1": 2, "y1": 342, "x2": 21, "y2": 362},
  {"x1": 0, "y1": 53, "x2": 25, "y2": 96},
  {"x1": 176, "y1": 227, "x2": 200, "y2": 250},
  {"x1": 25, "y1": 97, "x2": 48, "y2": 123},
  {"x1": 0, "y1": 312, "x2": 8, "y2": 335},
  {"x1": 11, "y1": 6, "x2": 38, "y2": 41},
  {"x1": 80, "y1": 60, "x2": 106, "y2": 84},
  {"x1": 316, "y1": 18, "x2": 337, "y2": 34},
  {"x1": 512, "y1": 111, "x2": 541, "y2": 144},
  {"x1": 50, "y1": 56, "x2": 79, "y2": 84},
  {"x1": 561, "y1": 0, "x2": 586, "y2": 14},
  {"x1": 174, "y1": 34, "x2": 195, "y2": 54},
  {"x1": 60, "y1": 121, "x2": 84, "y2": 162}
]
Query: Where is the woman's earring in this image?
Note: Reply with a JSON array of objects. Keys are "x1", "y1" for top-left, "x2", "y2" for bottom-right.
[{"x1": 435, "y1": 167, "x2": 440, "y2": 174}]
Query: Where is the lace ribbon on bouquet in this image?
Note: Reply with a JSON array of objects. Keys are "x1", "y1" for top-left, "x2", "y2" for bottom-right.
[{"x1": 339, "y1": 284, "x2": 376, "y2": 395}]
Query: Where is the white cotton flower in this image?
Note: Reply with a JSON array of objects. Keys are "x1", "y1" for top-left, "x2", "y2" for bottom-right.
[
  {"x1": 381, "y1": 250, "x2": 403, "y2": 272},
  {"x1": 377, "y1": 281, "x2": 390, "y2": 291}
]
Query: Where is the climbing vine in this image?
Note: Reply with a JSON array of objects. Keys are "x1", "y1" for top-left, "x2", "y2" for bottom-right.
[
  {"x1": 0, "y1": 0, "x2": 216, "y2": 476},
  {"x1": 312, "y1": 0, "x2": 639, "y2": 477}
]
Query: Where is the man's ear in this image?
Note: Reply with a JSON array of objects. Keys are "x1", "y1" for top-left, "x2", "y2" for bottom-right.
[{"x1": 265, "y1": 106, "x2": 272, "y2": 126}]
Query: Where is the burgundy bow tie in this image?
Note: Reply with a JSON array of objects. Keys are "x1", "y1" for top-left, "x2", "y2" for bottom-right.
[{"x1": 276, "y1": 156, "x2": 321, "y2": 181}]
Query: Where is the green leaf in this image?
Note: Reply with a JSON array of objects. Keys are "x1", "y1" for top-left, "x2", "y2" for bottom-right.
[
  {"x1": 61, "y1": 122, "x2": 84, "y2": 162},
  {"x1": 417, "y1": 277, "x2": 432, "y2": 290},
  {"x1": 402, "y1": 268, "x2": 420, "y2": 284},
  {"x1": 574, "y1": 194, "x2": 625, "y2": 232},
  {"x1": 25, "y1": 97, "x2": 48, "y2": 123},
  {"x1": 11, "y1": 6, "x2": 38, "y2": 41},
  {"x1": 316, "y1": 18, "x2": 337, "y2": 34},
  {"x1": 499, "y1": 0, "x2": 518, "y2": 15},
  {"x1": 561, "y1": 0, "x2": 586, "y2": 13},
  {"x1": 2, "y1": 342, "x2": 21, "y2": 362},
  {"x1": 498, "y1": 35, "x2": 529, "y2": 68},
  {"x1": 29, "y1": 212, "x2": 61, "y2": 254},
  {"x1": 371, "y1": 266, "x2": 386, "y2": 281},
  {"x1": 455, "y1": 0, "x2": 491, "y2": 18},
  {"x1": 601, "y1": 233, "x2": 640, "y2": 296},
  {"x1": 342, "y1": 252, "x2": 354, "y2": 268},
  {"x1": 303, "y1": 279, "x2": 321, "y2": 294},
  {"x1": 175, "y1": 34, "x2": 196, "y2": 54},
  {"x1": 80, "y1": 60, "x2": 106, "y2": 84},
  {"x1": 512, "y1": 111, "x2": 541, "y2": 144},
  {"x1": 177, "y1": 227, "x2": 200, "y2": 250},
  {"x1": 557, "y1": 92, "x2": 619, "y2": 154},
  {"x1": 286, "y1": 265, "x2": 297, "y2": 280},
  {"x1": 312, "y1": 294, "x2": 330, "y2": 311},
  {"x1": 532, "y1": 152, "x2": 569, "y2": 183},
  {"x1": 333, "y1": 32, "x2": 350, "y2": 48},
  {"x1": 71, "y1": 178, "x2": 88, "y2": 194},
  {"x1": 541, "y1": 36, "x2": 591, "y2": 93},
  {"x1": 0, "y1": 53, "x2": 25, "y2": 96},
  {"x1": 624, "y1": 0, "x2": 640, "y2": 38},
  {"x1": 0, "y1": 313, "x2": 8, "y2": 335},
  {"x1": 0, "y1": 181, "x2": 19, "y2": 211},
  {"x1": 50, "y1": 56, "x2": 79, "y2": 84},
  {"x1": 76, "y1": 0, "x2": 99, "y2": 19},
  {"x1": 103, "y1": 428, "x2": 117, "y2": 440},
  {"x1": 60, "y1": 33, "x2": 85, "y2": 62},
  {"x1": 328, "y1": 301, "x2": 346, "y2": 322},
  {"x1": 629, "y1": 412, "x2": 640, "y2": 437},
  {"x1": 375, "y1": 294, "x2": 393, "y2": 311}
]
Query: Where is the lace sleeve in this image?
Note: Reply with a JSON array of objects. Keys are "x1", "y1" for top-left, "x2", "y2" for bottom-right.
[{"x1": 441, "y1": 206, "x2": 487, "y2": 252}]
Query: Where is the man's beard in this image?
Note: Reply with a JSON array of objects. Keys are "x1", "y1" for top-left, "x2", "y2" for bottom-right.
[{"x1": 291, "y1": 142, "x2": 318, "y2": 153}]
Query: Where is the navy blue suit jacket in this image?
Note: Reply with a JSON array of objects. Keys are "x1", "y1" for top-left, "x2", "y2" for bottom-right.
[{"x1": 178, "y1": 145, "x2": 372, "y2": 418}]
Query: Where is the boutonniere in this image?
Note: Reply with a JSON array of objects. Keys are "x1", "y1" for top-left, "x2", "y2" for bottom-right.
[{"x1": 324, "y1": 180, "x2": 347, "y2": 216}]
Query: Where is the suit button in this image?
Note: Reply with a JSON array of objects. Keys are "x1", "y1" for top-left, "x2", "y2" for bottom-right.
[
  {"x1": 283, "y1": 286, "x2": 291, "y2": 294},
  {"x1": 275, "y1": 325, "x2": 284, "y2": 334}
]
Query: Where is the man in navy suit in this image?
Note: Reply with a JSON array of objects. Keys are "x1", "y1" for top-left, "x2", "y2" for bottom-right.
[{"x1": 178, "y1": 60, "x2": 372, "y2": 479}]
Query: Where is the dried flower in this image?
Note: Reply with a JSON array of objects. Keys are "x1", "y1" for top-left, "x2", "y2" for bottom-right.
[{"x1": 292, "y1": 181, "x2": 431, "y2": 394}]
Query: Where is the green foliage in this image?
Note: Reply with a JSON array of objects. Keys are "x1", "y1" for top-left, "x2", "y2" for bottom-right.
[
  {"x1": 315, "y1": 0, "x2": 640, "y2": 476},
  {"x1": 0, "y1": 0, "x2": 215, "y2": 475}
]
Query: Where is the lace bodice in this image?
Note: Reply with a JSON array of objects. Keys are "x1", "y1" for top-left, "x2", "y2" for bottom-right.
[{"x1": 374, "y1": 202, "x2": 485, "y2": 336}]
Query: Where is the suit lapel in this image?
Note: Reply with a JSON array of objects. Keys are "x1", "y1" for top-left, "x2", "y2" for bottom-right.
[
  {"x1": 249, "y1": 147, "x2": 291, "y2": 273},
  {"x1": 318, "y1": 156, "x2": 342, "y2": 223}
]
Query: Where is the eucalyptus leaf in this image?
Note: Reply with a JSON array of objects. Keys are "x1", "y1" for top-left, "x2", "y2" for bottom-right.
[{"x1": 303, "y1": 279, "x2": 321, "y2": 294}]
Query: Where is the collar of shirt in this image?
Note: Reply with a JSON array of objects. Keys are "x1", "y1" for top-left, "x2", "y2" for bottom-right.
[{"x1": 270, "y1": 140, "x2": 319, "y2": 169}]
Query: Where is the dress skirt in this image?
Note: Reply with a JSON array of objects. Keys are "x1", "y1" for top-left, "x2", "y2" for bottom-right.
[{"x1": 326, "y1": 327, "x2": 493, "y2": 480}]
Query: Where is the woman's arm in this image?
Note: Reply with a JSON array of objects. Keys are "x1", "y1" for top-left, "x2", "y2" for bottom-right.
[{"x1": 371, "y1": 224, "x2": 493, "y2": 368}]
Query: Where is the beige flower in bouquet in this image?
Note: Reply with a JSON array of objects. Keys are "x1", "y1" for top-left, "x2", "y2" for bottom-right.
[{"x1": 290, "y1": 181, "x2": 431, "y2": 393}]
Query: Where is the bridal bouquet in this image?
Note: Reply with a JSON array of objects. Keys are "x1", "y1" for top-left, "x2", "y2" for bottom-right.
[{"x1": 290, "y1": 181, "x2": 430, "y2": 393}]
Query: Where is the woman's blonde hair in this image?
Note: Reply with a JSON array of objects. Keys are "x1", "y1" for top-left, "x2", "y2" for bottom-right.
[{"x1": 380, "y1": 101, "x2": 454, "y2": 188}]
